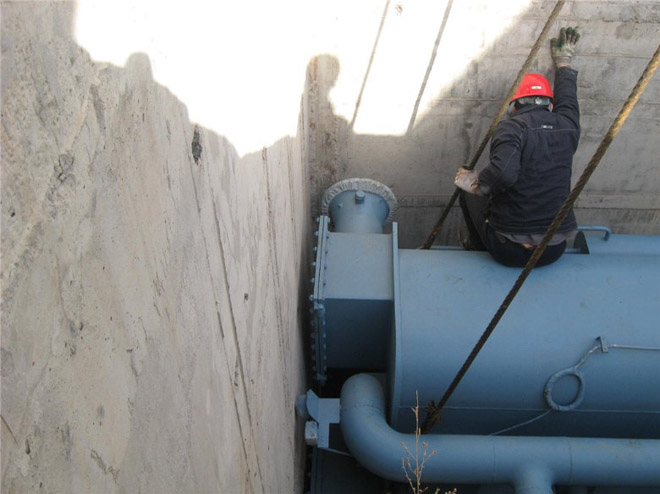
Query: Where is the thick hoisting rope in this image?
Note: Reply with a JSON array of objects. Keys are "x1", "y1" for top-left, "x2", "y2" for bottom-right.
[
  {"x1": 420, "y1": 0, "x2": 566, "y2": 250},
  {"x1": 421, "y1": 42, "x2": 660, "y2": 434}
]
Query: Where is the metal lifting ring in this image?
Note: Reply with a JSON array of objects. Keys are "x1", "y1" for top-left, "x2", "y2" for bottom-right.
[{"x1": 544, "y1": 367, "x2": 586, "y2": 412}]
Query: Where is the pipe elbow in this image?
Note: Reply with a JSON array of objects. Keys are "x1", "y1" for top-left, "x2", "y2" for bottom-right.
[
  {"x1": 339, "y1": 373, "x2": 660, "y2": 489},
  {"x1": 340, "y1": 374, "x2": 409, "y2": 481}
]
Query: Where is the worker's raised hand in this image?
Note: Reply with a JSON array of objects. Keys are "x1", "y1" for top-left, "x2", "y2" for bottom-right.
[
  {"x1": 454, "y1": 167, "x2": 483, "y2": 196},
  {"x1": 551, "y1": 26, "x2": 580, "y2": 68}
]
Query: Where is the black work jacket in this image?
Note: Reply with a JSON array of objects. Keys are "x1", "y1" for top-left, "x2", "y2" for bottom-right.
[{"x1": 478, "y1": 67, "x2": 580, "y2": 234}]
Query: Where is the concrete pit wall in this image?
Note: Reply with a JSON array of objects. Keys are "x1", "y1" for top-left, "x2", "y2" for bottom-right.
[
  {"x1": 2, "y1": 2, "x2": 309, "y2": 493},
  {"x1": 3, "y1": 0, "x2": 660, "y2": 492},
  {"x1": 306, "y1": 1, "x2": 660, "y2": 247}
]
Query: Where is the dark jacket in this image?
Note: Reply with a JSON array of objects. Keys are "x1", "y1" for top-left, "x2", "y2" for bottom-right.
[{"x1": 478, "y1": 67, "x2": 580, "y2": 234}]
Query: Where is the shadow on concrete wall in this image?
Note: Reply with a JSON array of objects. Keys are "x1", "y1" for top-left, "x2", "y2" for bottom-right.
[
  {"x1": 2, "y1": 2, "x2": 310, "y2": 492},
  {"x1": 306, "y1": 1, "x2": 660, "y2": 248},
  {"x1": 3, "y1": 1, "x2": 660, "y2": 491}
]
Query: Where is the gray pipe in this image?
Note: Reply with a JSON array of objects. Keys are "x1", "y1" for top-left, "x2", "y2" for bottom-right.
[{"x1": 340, "y1": 374, "x2": 660, "y2": 493}]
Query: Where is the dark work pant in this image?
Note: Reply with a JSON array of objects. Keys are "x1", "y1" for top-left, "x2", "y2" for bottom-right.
[{"x1": 458, "y1": 191, "x2": 566, "y2": 267}]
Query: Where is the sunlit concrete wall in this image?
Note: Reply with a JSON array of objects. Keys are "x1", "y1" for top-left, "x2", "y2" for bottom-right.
[
  {"x1": 2, "y1": 2, "x2": 310, "y2": 492},
  {"x1": 306, "y1": 0, "x2": 660, "y2": 247}
]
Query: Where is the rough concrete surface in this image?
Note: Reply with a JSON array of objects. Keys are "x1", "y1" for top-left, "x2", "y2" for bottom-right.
[
  {"x1": 306, "y1": 0, "x2": 660, "y2": 247},
  {"x1": 2, "y1": 2, "x2": 309, "y2": 493},
  {"x1": 2, "y1": 1, "x2": 660, "y2": 493}
]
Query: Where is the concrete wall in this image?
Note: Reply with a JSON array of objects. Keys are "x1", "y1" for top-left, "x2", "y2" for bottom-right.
[
  {"x1": 2, "y1": 1, "x2": 660, "y2": 493},
  {"x1": 307, "y1": 0, "x2": 660, "y2": 247},
  {"x1": 2, "y1": 2, "x2": 309, "y2": 492}
]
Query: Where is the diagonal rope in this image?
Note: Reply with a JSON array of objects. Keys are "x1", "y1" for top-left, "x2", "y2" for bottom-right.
[
  {"x1": 420, "y1": 0, "x2": 566, "y2": 249},
  {"x1": 421, "y1": 42, "x2": 660, "y2": 434}
]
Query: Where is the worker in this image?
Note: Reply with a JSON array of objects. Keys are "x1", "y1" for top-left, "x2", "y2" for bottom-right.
[{"x1": 454, "y1": 27, "x2": 581, "y2": 267}]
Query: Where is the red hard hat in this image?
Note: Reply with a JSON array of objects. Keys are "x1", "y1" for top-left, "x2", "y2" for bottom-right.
[{"x1": 510, "y1": 73, "x2": 553, "y2": 102}]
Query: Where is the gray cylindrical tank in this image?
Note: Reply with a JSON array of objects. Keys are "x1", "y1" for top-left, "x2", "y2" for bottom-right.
[{"x1": 389, "y1": 236, "x2": 660, "y2": 438}]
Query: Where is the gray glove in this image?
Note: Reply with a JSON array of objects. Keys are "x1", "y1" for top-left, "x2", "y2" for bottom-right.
[
  {"x1": 551, "y1": 27, "x2": 580, "y2": 68},
  {"x1": 454, "y1": 167, "x2": 484, "y2": 196}
]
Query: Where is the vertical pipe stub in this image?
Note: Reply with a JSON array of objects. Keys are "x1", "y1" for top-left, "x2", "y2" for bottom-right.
[{"x1": 321, "y1": 178, "x2": 397, "y2": 234}]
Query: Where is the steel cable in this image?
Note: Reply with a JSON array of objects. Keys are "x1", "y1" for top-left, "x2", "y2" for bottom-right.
[
  {"x1": 421, "y1": 0, "x2": 566, "y2": 249},
  {"x1": 421, "y1": 42, "x2": 660, "y2": 434}
]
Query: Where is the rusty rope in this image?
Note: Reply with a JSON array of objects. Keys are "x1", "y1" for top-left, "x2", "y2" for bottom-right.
[
  {"x1": 421, "y1": 0, "x2": 566, "y2": 249},
  {"x1": 421, "y1": 42, "x2": 660, "y2": 434}
]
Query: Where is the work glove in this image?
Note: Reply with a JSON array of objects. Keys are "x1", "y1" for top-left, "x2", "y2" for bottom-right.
[
  {"x1": 454, "y1": 167, "x2": 483, "y2": 196},
  {"x1": 551, "y1": 26, "x2": 580, "y2": 68}
]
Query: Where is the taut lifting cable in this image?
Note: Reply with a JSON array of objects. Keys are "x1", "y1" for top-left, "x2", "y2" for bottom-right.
[
  {"x1": 421, "y1": 42, "x2": 660, "y2": 434},
  {"x1": 420, "y1": 0, "x2": 566, "y2": 250}
]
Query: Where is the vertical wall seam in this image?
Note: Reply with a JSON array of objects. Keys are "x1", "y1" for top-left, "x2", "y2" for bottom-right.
[
  {"x1": 263, "y1": 147, "x2": 294, "y2": 448},
  {"x1": 188, "y1": 148, "x2": 266, "y2": 493},
  {"x1": 213, "y1": 203, "x2": 267, "y2": 494}
]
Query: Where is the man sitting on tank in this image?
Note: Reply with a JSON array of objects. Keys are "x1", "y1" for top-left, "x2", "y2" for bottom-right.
[{"x1": 454, "y1": 27, "x2": 581, "y2": 267}]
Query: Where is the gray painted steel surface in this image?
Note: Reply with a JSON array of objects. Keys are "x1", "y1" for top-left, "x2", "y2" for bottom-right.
[
  {"x1": 341, "y1": 373, "x2": 660, "y2": 491},
  {"x1": 391, "y1": 235, "x2": 660, "y2": 437},
  {"x1": 305, "y1": 178, "x2": 660, "y2": 491}
]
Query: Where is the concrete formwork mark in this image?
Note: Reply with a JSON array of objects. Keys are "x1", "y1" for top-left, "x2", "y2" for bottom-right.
[
  {"x1": 263, "y1": 145, "x2": 292, "y2": 407},
  {"x1": 2, "y1": 3, "x2": 307, "y2": 491},
  {"x1": 307, "y1": 1, "x2": 660, "y2": 246},
  {"x1": 263, "y1": 140, "x2": 302, "y2": 467},
  {"x1": 195, "y1": 138, "x2": 266, "y2": 494}
]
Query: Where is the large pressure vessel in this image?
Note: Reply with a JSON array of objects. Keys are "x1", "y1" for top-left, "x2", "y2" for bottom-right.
[{"x1": 389, "y1": 234, "x2": 660, "y2": 439}]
